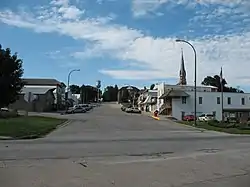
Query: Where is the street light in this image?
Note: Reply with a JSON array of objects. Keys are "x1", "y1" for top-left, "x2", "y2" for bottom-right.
[
  {"x1": 127, "y1": 86, "x2": 135, "y2": 107},
  {"x1": 176, "y1": 39, "x2": 197, "y2": 126},
  {"x1": 67, "y1": 69, "x2": 80, "y2": 91},
  {"x1": 66, "y1": 69, "x2": 80, "y2": 108}
]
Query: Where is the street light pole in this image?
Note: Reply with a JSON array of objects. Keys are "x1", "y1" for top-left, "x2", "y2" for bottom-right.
[
  {"x1": 66, "y1": 69, "x2": 80, "y2": 107},
  {"x1": 67, "y1": 69, "x2": 80, "y2": 92},
  {"x1": 176, "y1": 39, "x2": 197, "y2": 126}
]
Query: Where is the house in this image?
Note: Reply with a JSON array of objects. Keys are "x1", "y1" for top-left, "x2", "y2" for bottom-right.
[
  {"x1": 71, "y1": 94, "x2": 81, "y2": 105},
  {"x1": 138, "y1": 89, "x2": 157, "y2": 112},
  {"x1": 148, "y1": 49, "x2": 250, "y2": 122},
  {"x1": 10, "y1": 78, "x2": 66, "y2": 112},
  {"x1": 117, "y1": 86, "x2": 139, "y2": 104}
]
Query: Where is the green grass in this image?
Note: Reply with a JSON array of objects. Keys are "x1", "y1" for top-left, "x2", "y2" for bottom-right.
[
  {"x1": 0, "y1": 116, "x2": 66, "y2": 139},
  {"x1": 181, "y1": 121, "x2": 250, "y2": 134}
]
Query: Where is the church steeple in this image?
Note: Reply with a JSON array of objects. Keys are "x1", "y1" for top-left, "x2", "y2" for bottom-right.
[{"x1": 177, "y1": 48, "x2": 187, "y2": 85}]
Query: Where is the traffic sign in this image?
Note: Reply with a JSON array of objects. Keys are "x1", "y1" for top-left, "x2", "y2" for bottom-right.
[{"x1": 24, "y1": 92, "x2": 36, "y2": 103}]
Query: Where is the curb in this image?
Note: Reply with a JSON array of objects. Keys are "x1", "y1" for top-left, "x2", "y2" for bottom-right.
[
  {"x1": 56, "y1": 119, "x2": 71, "y2": 129},
  {"x1": 174, "y1": 121, "x2": 206, "y2": 132},
  {"x1": 0, "y1": 136, "x2": 14, "y2": 140}
]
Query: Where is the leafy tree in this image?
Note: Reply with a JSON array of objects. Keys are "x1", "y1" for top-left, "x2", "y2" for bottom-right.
[
  {"x1": 70, "y1": 84, "x2": 80, "y2": 94},
  {"x1": 102, "y1": 85, "x2": 119, "y2": 102},
  {"x1": 118, "y1": 86, "x2": 140, "y2": 104},
  {"x1": 119, "y1": 87, "x2": 129, "y2": 103},
  {"x1": 201, "y1": 74, "x2": 244, "y2": 93},
  {"x1": 80, "y1": 85, "x2": 100, "y2": 103},
  {"x1": 0, "y1": 45, "x2": 24, "y2": 108},
  {"x1": 150, "y1": 84, "x2": 155, "y2": 90}
]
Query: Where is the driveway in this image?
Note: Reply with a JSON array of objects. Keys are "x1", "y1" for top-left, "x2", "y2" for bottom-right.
[{"x1": 1, "y1": 103, "x2": 250, "y2": 187}]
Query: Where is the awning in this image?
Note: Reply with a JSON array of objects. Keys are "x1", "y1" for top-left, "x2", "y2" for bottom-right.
[
  {"x1": 159, "y1": 90, "x2": 189, "y2": 99},
  {"x1": 224, "y1": 108, "x2": 250, "y2": 112}
]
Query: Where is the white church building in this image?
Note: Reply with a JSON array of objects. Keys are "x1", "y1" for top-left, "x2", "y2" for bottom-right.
[{"x1": 139, "y1": 50, "x2": 250, "y2": 122}]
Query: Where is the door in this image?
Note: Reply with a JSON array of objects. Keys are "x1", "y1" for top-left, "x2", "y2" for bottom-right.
[{"x1": 181, "y1": 111, "x2": 185, "y2": 120}]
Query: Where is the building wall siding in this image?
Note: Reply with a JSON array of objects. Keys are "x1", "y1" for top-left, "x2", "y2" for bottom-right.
[
  {"x1": 171, "y1": 91, "x2": 250, "y2": 120},
  {"x1": 9, "y1": 91, "x2": 55, "y2": 112}
]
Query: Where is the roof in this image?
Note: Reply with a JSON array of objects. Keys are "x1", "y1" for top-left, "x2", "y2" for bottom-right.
[
  {"x1": 22, "y1": 78, "x2": 61, "y2": 86},
  {"x1": 159, "y1": 90, "x2": 189, "y2": 99},
  {"x1": 148, "y1": 90, "x2": 158, "y2": 97},
  {"x1": 21, "y1": 87, "x2": 56, "y2": 94},
  {"x1": 164, "y1": 84, "x2": 218, "y2": 89},
  {"x1": 119, "y1": 86, "x2": 139, "y2": 91}
]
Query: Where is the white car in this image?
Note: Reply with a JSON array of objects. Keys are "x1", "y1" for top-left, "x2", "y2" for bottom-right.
[
  {"x1": 125, "y1": 107, "x2": 141, "y2": 113},
  {"x1": 198, "y1": 114, "x2": 214, "y2": 121}
]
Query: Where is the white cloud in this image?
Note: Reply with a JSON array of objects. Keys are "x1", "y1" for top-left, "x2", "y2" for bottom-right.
[
  {"x1": 99, "y1": 70, "x2": 171, "y2": 80},
  {"x1": 132, "y1": 0, "x2": 250, "y2": 18},
  {"x1": 1, "y1": 0, "x2": 250, "y2": 87}
]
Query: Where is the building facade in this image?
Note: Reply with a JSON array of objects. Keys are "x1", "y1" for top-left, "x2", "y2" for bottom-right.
[
  {"x1": 10, "y1": 78, "x2": 66, "y2": 112},
  {"x1": 138, "y1": 90, "x2": 158, "y2": 112},
  {"x1": 143, "y1": 49, "x2": 250, "y2": 122}
]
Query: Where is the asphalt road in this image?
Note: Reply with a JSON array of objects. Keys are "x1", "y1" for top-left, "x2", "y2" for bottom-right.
[{"x1": 0, "y1": 103, "x2": 250, "y2": 187}]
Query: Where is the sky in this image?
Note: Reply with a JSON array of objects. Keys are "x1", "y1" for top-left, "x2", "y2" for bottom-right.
[{"x1": 0, "y1": 0, "x2": 250, "y2": 91}]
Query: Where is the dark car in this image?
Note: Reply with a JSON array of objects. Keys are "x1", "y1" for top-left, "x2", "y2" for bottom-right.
[{"x1": 183, "y1": 115, "x2": 195, "y2": 121}]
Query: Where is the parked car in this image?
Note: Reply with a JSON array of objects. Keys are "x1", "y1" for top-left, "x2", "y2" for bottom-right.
[
  {"x1": 121, "y1": 106, "x2": 127, "y2": 111},
  {"x1": 65, "y1": 106, "x2": 86, "y2": 114},
  {"x1": 78, "y1": 104, "x2": 92, "y2": 111},
  {"x1": 89, "y1": 103, "x2": 97, "y2": 107},
  {"x1": 198, "y1": 114, "x2": 214, "y2": 121},
  {"x1": 183, "y1": 115, "x2": 195, "y2": 121},
  {"x1": 125, "y1": 107, "x2": 141, "y2": 114},
  {"x1": 0, "y1": 108, "x2": 18, "y2": 118}
]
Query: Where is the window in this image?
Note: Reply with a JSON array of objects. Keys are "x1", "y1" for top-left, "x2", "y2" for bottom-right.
[
  {"x1": 199, "y1": 97, "x2": 203, "y2": 104},
  {"x1": 182, "y1": 97, "x2": 186, "y2": 104},
  {"x1": 227, "y1": 97, "x2": 231, "y2": 105},
  {"x1": 242, "y1": 98, "x2": 245, "y2": 105},
  {"x1": 217, "y1": 97, "x2": 220, "y2": 104}
]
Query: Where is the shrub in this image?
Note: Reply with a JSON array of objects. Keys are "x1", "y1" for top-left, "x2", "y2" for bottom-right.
[{"x1": 238, "y1": 123, "x2": 250, "y2": 130}]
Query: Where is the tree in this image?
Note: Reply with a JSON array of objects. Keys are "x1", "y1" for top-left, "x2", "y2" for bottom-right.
[
  {"x1": 201, "y1": 74, "x2": 244, "y2": 93},
  {"x1": 150, "y1": 84, "x2": 155, "y2": 90},
  {"x1": 70, "y1": 84, "x2": 80, "y2": 94},
  {"x1": 0, "y1": 45, "x2": 24, "y2": 107},
  {"x1": 102, "y1": 85, "x2": 119, "y2": 102}
]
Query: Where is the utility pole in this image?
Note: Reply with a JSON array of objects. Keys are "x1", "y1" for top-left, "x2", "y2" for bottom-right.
[{"x1": 176, "y1": 39, "x2": 197, "y2": 126}]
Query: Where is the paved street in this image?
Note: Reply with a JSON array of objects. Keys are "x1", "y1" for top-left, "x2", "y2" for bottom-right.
[{"x1": 1, "y1": 103, "x2": 250, "y2": 186}]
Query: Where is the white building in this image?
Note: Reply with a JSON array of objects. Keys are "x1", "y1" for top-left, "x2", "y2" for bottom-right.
[
  {"x1": 138, "y1": 89, "x2": 158, "y2": 112},
  {"x1": 155, "y1": 83, "x2": 250, "y2": 121},
  {"x1": 145, "y1": 49, "x2": 250, "y2": 122}
]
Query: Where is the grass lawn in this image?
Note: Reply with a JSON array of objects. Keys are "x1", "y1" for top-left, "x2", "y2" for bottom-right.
[
  {"x1": 0, "y1": 116, "x2": 67, "y2": 139},
  {"x1": 181, "y1": 121, "x2": 250, "y2": 134}
]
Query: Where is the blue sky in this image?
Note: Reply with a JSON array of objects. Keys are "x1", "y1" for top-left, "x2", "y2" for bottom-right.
[{"x1": 1, "y1": 0, "x2": 250, "y2": 91}]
